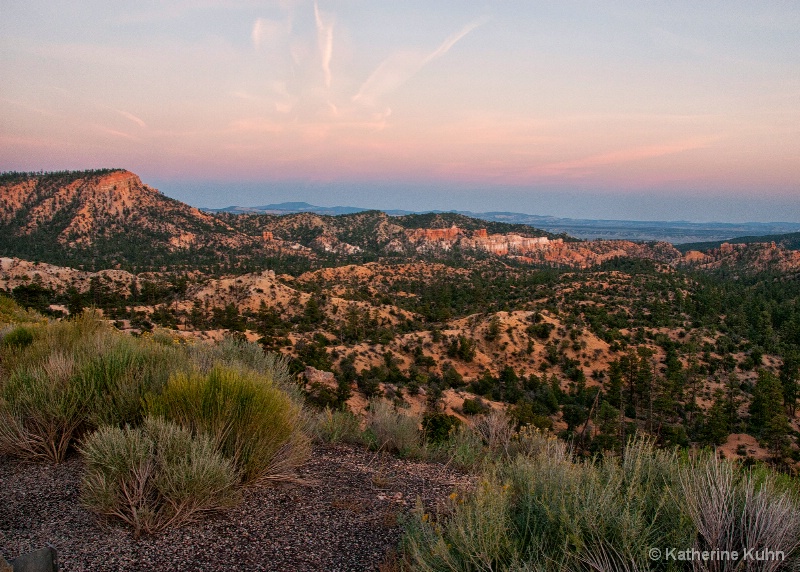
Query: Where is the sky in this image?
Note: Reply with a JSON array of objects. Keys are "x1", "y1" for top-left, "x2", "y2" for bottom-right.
[{"x1": 1, "y1": 1, "x2": 799, "y2": 222}]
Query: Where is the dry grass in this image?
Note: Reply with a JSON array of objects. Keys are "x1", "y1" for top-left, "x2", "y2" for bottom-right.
[
  {"x1": 678, "y1": 453, "x2": 800, "y2": 572},
  {"x1": 472, "y1": 410, "x2": 516, "y2": 456},
  {"x1": 366, "y1": 398, "x2": 422, "y2": 457},
  {"x1": 313, "y1": 407, "x2": 364, "y2": 445},
  {"x1": 401, "y1": 438, "x2": 800, "y2": 571}
]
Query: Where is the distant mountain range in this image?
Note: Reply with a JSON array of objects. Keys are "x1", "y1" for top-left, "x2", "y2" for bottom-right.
[
  {"x1": 3, "y1": 171, "x2": 800, "y2": 275},
  {"x1": 211, "y1": 202, "x2": 800, "y2": 244},
  {"x1": 677, "y1": 232, "x2": 800, "y2": 253},
  {"x1": 216, "y1": 202, "x2": 372, "y2": 216}
]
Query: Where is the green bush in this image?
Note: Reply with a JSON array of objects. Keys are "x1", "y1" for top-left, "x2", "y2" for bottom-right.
[
  {"x1": 461, "y1": 397, "x2": 488, "y2": 416},
  {"x1": 0, "y1": 361, "x2": 86, "y2": 462},
  {"x1": 0, "y1": 294, "x2": 41, "y2": 326},
  {"x1": 187, "y1": 336, "x2": 289, "y2": 379},
  {"x1": 147, "y1": 365, "x2": 310, "y2": 483},
  {"x1": 0, "y1": 313, "x2": 305, "y2": 474},
  {"x1": 0, "y1": 312, "x2": 107, "y2": 377},
  {"x1": 422, "y1": 412, "x2": 461, "y2": 444},
  {"x1": 1, "y1": 325, "x2": 35, "y2": 348},
  {"x1": 0, "y1": 317, "x2": 100, "y2": 461},
  {"x1": 526, "y1": 321, "x2": 554, "y2": 340},
  {"x1": 186, "y1": 337, "x2": 304, "y2": 406},
  {"x1": 431, "y1": 424, "x2": 486, "y2": 471},
  {"x1": 79, "y1": 335, "x2": 183, "y2": 427},
  {"x1": 80, "y1": 417, "x2": 239, "y2": 536}
]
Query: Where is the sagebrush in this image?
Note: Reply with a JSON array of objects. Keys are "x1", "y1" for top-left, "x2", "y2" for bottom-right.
[{"x1": 80, "y1": 417, "x2": 239, "y2": 536}]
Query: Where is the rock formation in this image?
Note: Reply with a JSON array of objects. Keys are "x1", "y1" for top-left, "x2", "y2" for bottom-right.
[
  {"x1": 407, "y1": 225, "x2": 463, "y2": 245},
  {"x1": 469, "y1": 233, "x2": 557, "y2": 255}
]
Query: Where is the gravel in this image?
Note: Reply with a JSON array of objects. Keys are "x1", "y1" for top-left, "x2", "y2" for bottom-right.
[{"x1": 0, "y1": 444, "x2": 472, "y2": 571}]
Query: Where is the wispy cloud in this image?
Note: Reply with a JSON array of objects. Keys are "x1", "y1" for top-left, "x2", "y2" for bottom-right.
[
  {"x1": 314, "y1": 2, "x2": 334, "y2": 88},
  {"x1": 353, "y1": 17, "x2": 487, "y2": 105},
  {"x1": 541, "y1": 136, "x2": 722, "y2": 176},
  {"x1": 252, "y1": 18, "x2": 267, "y2": 49},
  {"x1": 96, "y1": 126, "x2": 140, "y2": 141},
  {"x1": 252, "y1": 16, "x2": 289, "y2": 50},
  {"x1": 422, "y1": 18, "x2": 487, "y2": 66},
  {"x1": 116, "y1": 109, "x2": 146, "y2": 128}
]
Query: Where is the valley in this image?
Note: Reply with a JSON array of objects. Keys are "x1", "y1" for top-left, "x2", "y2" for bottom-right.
[
  {"x1": 2, "y1": 170, "x2": 800, "y2": 465},
  {"x1": 3, "y1": 169, "x2": 800, "y2": 571}
]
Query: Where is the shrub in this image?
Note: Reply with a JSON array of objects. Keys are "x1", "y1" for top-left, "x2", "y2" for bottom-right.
[
  {"x1": 187, "y1": 338, "x2": 304, "y2": 405},
  {"x1": 526, "y1": 321, "x2": 554, "y2": 340},
  {"x1": 186, "y1": 336, "x2": 283, "y2": 376},
  {"x1": 678, "y1": 452, "x2": 800, "y2": 569},
  {"x1": 461, "y1": 397, "x2": 488, "y2": 416},
  {"x1": 79, "y1": 335, "x2": 183, "y2": 427},
  {"x1": 365, "y1": 398, "x2": 421, "y2": 457},
  {"x1": 0, "y1": 294, "x2": 41, "y2": 326},
  {"x1": 0, "y1": 315, "x2": 304, "y2": 471},
  {"x1": 422, "y1": 412, "x2": 461, "y2": 445},
  {"x1": 0, "y1": 360, "x2": 86, "y2": 462},
  {"x1": 0, "y1": 316, "x2": 98, "y2": 462},
  {"x1": 472, "y1": 410, "x2": 515, "y2": 456},
  {"x1": 305, "y1": 382, "x2": 341, "y2": 409},
  {"x1": 147, "y1": 365, "x2": 310, "y2": 483},
  {"x1": 1, "y1": 325, "x2": 35, "y2": 348},
  {"x1": 508, "y1": 425, "x2": 567, "y2": 461},
  {"x1": 313, "y1": 407, "x2": 364, "y2": 445},
  {"x1": 433, "y1": 424, "x2": 485, "y2": 471},
  {"x1": 80, "y1": 417, "x2": 239, "y2": 536},
  {"x1": 402, "y1": 438, "x2": 800, "y2": 571},
  {"x1": 0, "y1": 318, "x2": 184, "y2": 462}
]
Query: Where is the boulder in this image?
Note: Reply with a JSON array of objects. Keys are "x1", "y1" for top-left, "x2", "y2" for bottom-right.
[
  {"x1": 304, "y1": 366, "x2": 335, "y2": 385},
  {"x1": 9, "y1": 546, "x2": 58, "y2": 572}
]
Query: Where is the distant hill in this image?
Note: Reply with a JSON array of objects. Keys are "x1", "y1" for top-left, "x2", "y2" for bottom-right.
[
  {"x1": 677, "y1": 232, "x2": 800, "y2": 253},
  {"x1": 390, "y1": 212, "x2": 574, "y2": 240},
  {"x1": 216, "y1": 202, "x2": 369, "y2": 216},
  {"x1": 0, "y1": 170, "x2": 251, "y2": 271},
  {"x1": 209, "y1": 202, "x2": 800, "y2": 244}
]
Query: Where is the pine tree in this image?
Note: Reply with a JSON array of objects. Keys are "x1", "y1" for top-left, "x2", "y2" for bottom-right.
[
  {"x1": 594, "y1": 400, "x2": 621, "y2": 453},
  {"x1": 703, "y1": 390, "x2": 730, "y2": 446},
  {"x1": 779, "y1": 353, "x2": 799, "y2": 417},
  {"x1": 606, "y1": 360, "x2": 623, "y2": 409},
  {"x1": 749, "y1": 370, "x2": 789, "y2": 459}
]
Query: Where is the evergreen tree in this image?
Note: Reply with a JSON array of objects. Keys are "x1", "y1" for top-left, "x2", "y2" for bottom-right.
[
  {"x1": 702, "y1": 390, "x2": 730, "y2": 446},
  {"x1": 779, "y1": 353, "x2": 799, "y2": 417},
  {"x1": 749, "y1": 370, "x2": 789, "y2": 458},
  {"x1": 593, "y1": 400, "x2": 621, "y2": 453},
  {"x1": 485, "y1": 315, "x2": 501, "y2": 342}
]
